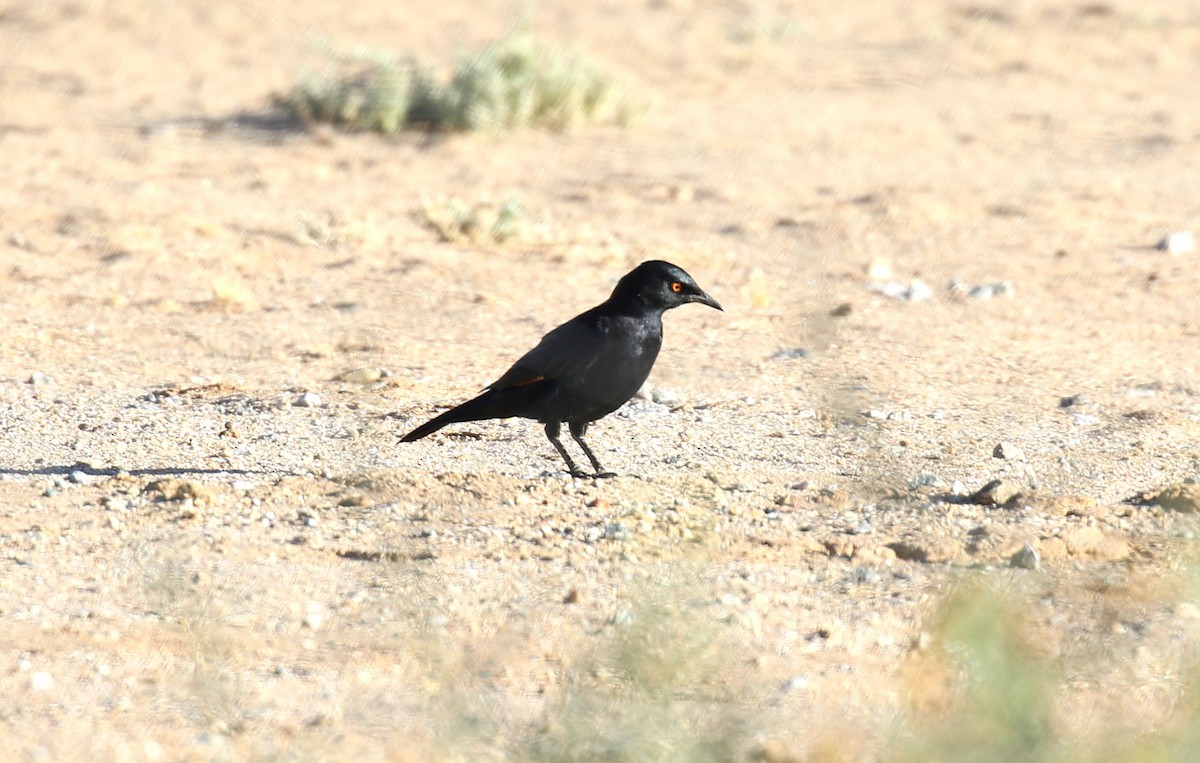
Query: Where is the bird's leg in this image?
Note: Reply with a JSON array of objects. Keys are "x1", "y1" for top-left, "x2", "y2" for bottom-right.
[
  {"x1": 569, "y1": 421, "x2": 616, "y2": 478},
  {"x1": 545, "y1": 421, "x2": 589, "y2": 478}
]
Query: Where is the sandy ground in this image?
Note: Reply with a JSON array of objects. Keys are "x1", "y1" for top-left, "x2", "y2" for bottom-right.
[{"x1": 3, "y1": 0, "x2": 1200, "y2": 760}]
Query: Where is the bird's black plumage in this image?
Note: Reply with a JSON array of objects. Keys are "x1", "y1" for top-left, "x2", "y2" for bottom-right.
[{"x1": 400, "y1": 260, "x2": 722, "y2": 477}]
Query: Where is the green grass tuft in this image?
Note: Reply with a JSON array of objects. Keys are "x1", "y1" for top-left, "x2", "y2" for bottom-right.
[
  {"x1": 276, "y1": 34, "x2": 638, "y2": 134},
  {"x1": 899, "y1": 584, "x2": 1060, "y2": 763}
]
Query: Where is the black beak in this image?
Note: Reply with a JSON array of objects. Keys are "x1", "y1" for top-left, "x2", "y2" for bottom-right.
[{"x1": 691, "y1": 289, "x2": 723, "y2": 311}]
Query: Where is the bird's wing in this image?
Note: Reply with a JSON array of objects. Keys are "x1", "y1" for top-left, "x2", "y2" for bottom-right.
[{"x1": 487, "y1": 311, "x2": 609, "y2": 391}]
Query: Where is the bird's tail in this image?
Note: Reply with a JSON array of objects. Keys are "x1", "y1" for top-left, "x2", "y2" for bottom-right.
[{"x1": 399, "y1": 391, "x2": 509, "y2": 442}]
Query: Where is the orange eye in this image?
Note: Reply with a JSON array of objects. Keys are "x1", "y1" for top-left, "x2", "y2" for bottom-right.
[{"x1": 670, "y1": 282, "x2": 682, "y2": 293}]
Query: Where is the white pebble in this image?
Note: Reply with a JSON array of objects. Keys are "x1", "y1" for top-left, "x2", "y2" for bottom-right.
[
  {"x1": 909, "y1": 473, "x2": 944, "y2": 489},
  {"x1": 302, "y1": 606, "x2": 323, "y2": 631},
  {"x1": 651, "y1": 388, "x2": 678, "y2": 406},
  {"x1": 294, "y1": 392, "x2": 321, "y2": 407},
  {"x1": 781, "y1": 676, "x2": 810, "y2": 692},
  {"x1": 30, "y1": 672, "x2": 55, "y2": 692},
  {"x1": 874, "y1": 279, "x2": 933, "y2": 301},
  {"x1": 993, "y1": 441, "x2": 1025, "y2": 461},
  {"x1": 1158, "y1": 230, "x2": 1195, "y2": 255},
  {"x1": 1010, "y1": 542, "x2": 1041, "y2": 571}
]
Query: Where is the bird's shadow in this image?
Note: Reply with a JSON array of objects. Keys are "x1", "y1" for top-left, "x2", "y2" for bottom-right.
[{"x1": 0, "y1": 464, "x2": 272, "y2": 479}]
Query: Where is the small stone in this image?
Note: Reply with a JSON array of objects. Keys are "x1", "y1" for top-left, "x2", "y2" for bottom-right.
[
  {"x1": 993, "y1": 441, "x2": 1025, "y2": 460},
  {"x1": 907, "y1": 279, "x2": 933, "y2": 300},
  {"x1": 30, "y1": 672, "x2": 55, "y2": 692},
  {"x1": 875, "y1": 279, "x2": 933, "y2": 301},
  {"x1": 909, "y1": 473, "x2": 944, "y2": 490},
  {"x1": 610, "y1": 606, "x2": 635, "y2": 627},
  {"x1": 913, "y1": 630, "x2": 935, "y2": 652},
  {"x1": 302, "y1": 607, "x2": 323, "y2": 631},
  {"x1": 780, "y1": 676, "x2": 809, "y2": 692},
  {"x1": 142, "y1": 741, "x2": 164, "y2": 762},
  {"x1": 27, "y1": 372, "x2": 55, "y2": 386},
  {"x1": 867, "y1": 258, "x2": 893, "y2": 281},
  {"x1": 101, "y1": 496, "x2": 128, "y2": 511},
  {"x1": 1070, "y1": 413, "x2": 1100, "y2": 426},
  {"x1": 69, "y1": 470, "x2": 95, "y2": 485},
  {"x1": 970, "y1": 479, "x2": 1023, "y2": 507},
  {"x1": 604, "y1": 522, "x2": 629, "y2": 541},
  {"x1": 294, "y1": 392, "x2": 321, "y2": 407},
  {"x1": 650, "y1": 388, "x2": 678, "y2": 406},
  {"x1": 1059, "y1": 394, "x2": 1086, "y2": 408},
  {"x1": 1009, "y1": 542, "x2": 1041, "y2": 570},
  {"x1": 770, "y1": 348, "x2": 811, "y2": 360},
  {"x1": 563, "y1": 588, "x2": 580, "y2": 604},
  {"x1": 830, "y1": 302, "x2": 853, "y2": 317},
  {"x1": 966, "y1": 281, "x2": 1015, "y2": 299},
  {"x1": 1157, "y1": 230, "x2": 1195, "y2": 255}
]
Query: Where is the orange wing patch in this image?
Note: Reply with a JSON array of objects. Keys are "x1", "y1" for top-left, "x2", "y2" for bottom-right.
[{"x1": 509, "y1": 375, "x2": 546, "y2": 388}]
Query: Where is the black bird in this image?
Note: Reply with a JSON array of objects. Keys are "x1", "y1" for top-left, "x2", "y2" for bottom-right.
[{"x1": 400, "y1": 260, "x2": 722, "y2": 477}]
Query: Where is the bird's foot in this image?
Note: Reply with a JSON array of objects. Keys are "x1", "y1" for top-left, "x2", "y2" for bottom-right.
[{"x1": 567, "y1": 469, "x2": 617, "y2": 480}]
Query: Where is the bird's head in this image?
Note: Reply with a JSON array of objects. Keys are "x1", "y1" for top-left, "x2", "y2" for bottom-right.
[{"x1": 614, "y1": 260, "x2": 723, "y2": 312}]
